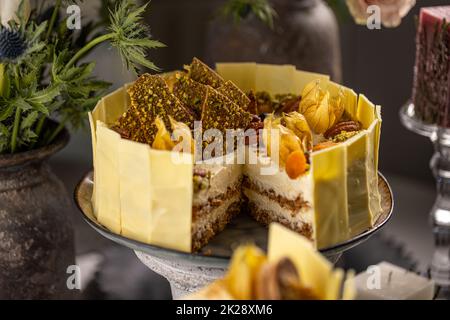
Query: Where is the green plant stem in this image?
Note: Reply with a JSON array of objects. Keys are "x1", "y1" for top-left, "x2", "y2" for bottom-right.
[
  {"x1": 11, "y1": 107, "x2": 22, "y2": 153},
  {"x1": 46, "y1": 0, "x2": 62, "y2": 41},
  {"x1": 65, "y1": 34, "x2": 115, "y2": 70},
  {"x1": 0, "y1": 63, "x2": 5, "y2": 97},
  {"x1": 46, "y1": 117, "x2": 68, "y2": 145},
  {"x1": 31, "y1": 115, "x2": 47, "y2": 148},
  {"x1": 35, "y1": 115, "x2": 46, "y2": 138}
]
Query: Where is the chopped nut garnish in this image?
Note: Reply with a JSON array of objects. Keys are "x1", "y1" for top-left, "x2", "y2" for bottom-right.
[
  {"x1": 332, "y1": 131, "x2": 360, "y2": 142},
  {"x1": 324, "y1": 120, "x2": 361, "y2": 140}
]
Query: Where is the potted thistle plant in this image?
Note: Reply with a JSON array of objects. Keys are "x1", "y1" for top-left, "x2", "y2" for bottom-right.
[{"x1": 0, "y1": 0, "x2": 163, "y2": 299}]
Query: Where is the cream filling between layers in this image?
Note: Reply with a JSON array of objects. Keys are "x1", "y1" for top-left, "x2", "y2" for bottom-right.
[
  {"x1": 243, "y1": 189, "x2": 314, "y2": 228},
  {"x1": 244, "y1": 154, "x2": 314, "y2": 202},
  {"x1": 192, "y1": 194, "x2": 241, "y2": 232},
  {"x1": 193, "y1": 155, "x2": 243, "y2": 207}
]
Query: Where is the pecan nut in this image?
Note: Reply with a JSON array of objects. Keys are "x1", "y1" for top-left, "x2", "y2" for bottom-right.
[
  {"x1": 324, "y1": 121, "x2": 361, "y2": 139},
  {"x1": 245, "y1": 116, "x2": 264, "y2": 146}
]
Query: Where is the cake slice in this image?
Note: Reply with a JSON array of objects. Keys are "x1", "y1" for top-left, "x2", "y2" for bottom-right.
[
  {"x1": 191, "y1": 158, "x2": 244, "y2": 251},
  {"x1": 243, "y1": 158, "x2": 315, "y2": 241}
]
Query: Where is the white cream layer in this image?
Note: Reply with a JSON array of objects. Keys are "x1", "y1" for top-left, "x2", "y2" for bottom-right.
[
  {"x1": 192, "y1": 194, "x2": 241, "y2": 231},
  {"x1": 193, "y1": 154, "x2": 243, "y2": 206},
  {"x1": 244, "y1": 154, "x2": 314, "y2": 202},
  {"x1": 244, "y1": 189, "x2": 314, "y2": 233}
]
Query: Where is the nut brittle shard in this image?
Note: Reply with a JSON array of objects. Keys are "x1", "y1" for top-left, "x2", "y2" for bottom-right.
[
  {"x1": 217, "y1": 80, "x2": 251, "y2": 111},
  {"x1": 114, "y1": 107, "x2": 155, "y2": 145},
  {"x1": 189, "y1": 57, "x2": 225, "y2": 89},
  {"x1": 201, "y1": 87, "x2": 253, "y2": 134},
  {"x1": 115, "y1": 74, "x2": 195, "y2": 145},
  {"x1": 173, "y1": 73, "x2": 209, "y2": 119}
]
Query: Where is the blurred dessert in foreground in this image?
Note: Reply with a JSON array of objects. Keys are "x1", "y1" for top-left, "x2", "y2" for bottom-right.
[{"x1": 187, "y1": 223, "x2": 355, "y2": 300}]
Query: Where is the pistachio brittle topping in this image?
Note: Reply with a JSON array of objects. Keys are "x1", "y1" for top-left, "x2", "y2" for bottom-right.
[
  {"x1": 115, "y1": 73, "x2": 195, "y2": 145},
  {"x1": 115, "y1": 107, "x2": 155, "y2": 145},
  {"x1": 128, "y1": 73, "x2": 195, "y2": 129},
  {"x1": 173, "y1": 73, "x2": 208, "y2": 118},
  {"x1": 188, "y1": 57, "x2": 225, "y2": 89},
  {"x1": 201, "y1": 87, "x2": 253, "y2": 134},
  {"x1": 217, "y1": 80, "x2": 251, "y2": 110}
]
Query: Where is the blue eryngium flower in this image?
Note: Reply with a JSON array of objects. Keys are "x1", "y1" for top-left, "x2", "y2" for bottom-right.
[{"x1": 0, "y1": 28, "x2": 26, "y2": 61}]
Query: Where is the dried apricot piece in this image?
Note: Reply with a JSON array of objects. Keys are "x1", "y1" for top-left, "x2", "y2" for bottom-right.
[
  {"x1": 286, "y1": 150, "x2": 307, "y2": 179},
  {"x1": 313, "y1": 141, "x2": 338, "y2": 152}
]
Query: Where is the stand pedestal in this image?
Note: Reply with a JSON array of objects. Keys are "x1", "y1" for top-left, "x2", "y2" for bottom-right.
[
  {"x1": 134, "y1": 251, "x2": 227, "y2": 299},
  {"x1": 400, "y1": 102, "x2": 450, "y2": 290}
]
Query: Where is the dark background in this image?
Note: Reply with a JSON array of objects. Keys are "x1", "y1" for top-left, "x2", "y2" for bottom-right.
[
  {"x1": 142, "y1": 0, "x2": 448, "y2": 183},
  {"x1": 51, "y1": 0, "x2": 450, "y2": 298}
]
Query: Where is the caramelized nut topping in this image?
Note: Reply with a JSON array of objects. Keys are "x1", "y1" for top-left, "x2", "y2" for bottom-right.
[{"x1": 324, "y1": 120, "x2": 361, "y2": 140}]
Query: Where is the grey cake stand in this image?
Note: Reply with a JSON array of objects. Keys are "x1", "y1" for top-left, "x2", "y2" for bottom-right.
[{"x1": 75, "y1": 171, "x2": 393, "y2": 299}]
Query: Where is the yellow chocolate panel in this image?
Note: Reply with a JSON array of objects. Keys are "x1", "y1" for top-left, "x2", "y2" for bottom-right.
[
  {"x1": 366, "y1": 121, "x2": 383, "y2": 222},
  {"x1": 149, "y1": 148, "x2": 194, "y2": 188},
  {"x1": 312, "y1": 145, "x2": 349, "y2": 249},
  {"x1": 95, "y1": 122, "x2": 122, "y2": 234},
  {"x1": 357, "y1": 94, "x2": 376, "y2": 130},
  {"x1": 345, "y1": 132, "x2": 373, "y2": 237},
  {"x1": 118, "y1": 138, "x2": 153, "y2": 243},
  {"x1": 268, "y1": 223, "x2": 333, "y2": 299},
  {"x1": 292, "y1": 70, "x2": 330, "y2": 94},
  {"x1": 150, "y1": 187, "x2": 192, "y2": 252},
  {"x1": 254, "y1": 64, "x2": 296, "y2": 95},
  {"x1": 327, "y1": 81, "x2": 358, "y2": 118},
  {"x1": 148, "y1": 148, "x2": 193, "y2": 252},
  {"x1": 216, "y1": 63, "x2": 257, "y2": 92},
  {"x1": 346, "y1": 89, "x2": 358, "y2": 119},
  {"x1": 374, "y1": 105, "x2": 382, "y2": 170},
  {"x1": 92, "y1": 87, "x2": 130, "y2": 126},
  {"x1": 88, "y1": 112, "x2": 98, "y2": 215}
]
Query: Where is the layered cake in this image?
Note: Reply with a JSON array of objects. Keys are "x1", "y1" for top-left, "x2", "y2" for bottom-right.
[
  {"x1": 412, "y1": 6, "x2": 450, "y2": 126},
  {"x1": 89, "y1": 58, "x2": 382, "y2": 252}
]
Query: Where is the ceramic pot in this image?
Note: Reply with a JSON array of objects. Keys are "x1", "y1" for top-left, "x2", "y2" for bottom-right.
[{"x1": 0, "y1": 128, "x2": 76, "y2": 299}]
